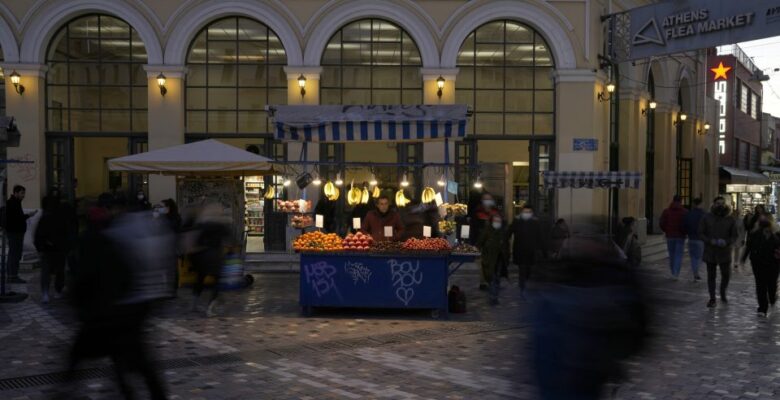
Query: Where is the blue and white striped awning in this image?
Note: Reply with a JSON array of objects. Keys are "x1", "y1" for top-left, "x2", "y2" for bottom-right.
[
  {"x1": 268, "y1": 105, "x2": 469, "y2": 142},
  {"x1": 543, "y1": 171, "x2": 642, "y2": 189}
]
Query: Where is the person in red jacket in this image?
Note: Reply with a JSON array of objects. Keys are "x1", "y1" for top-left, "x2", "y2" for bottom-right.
[
  {"x1": 660, "y1": 195, "x2": 688, "y2": 279},
  {"x1": 361, "y1": 195, "x2": 404, "y2": 242}
]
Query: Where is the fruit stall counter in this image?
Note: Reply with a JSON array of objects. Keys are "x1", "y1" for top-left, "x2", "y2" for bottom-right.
[{"x1": 299, "y1": 252, "x2": 476, "y2": 318}]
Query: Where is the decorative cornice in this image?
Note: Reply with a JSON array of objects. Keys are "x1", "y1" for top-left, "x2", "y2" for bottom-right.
[
  {"x1": 284, "y1": 66, "x2": 323, "y2": 80},
  {"x1": 553, "y1": 69, "x2": 606, "y2": 84},
  {"x1": 420, "y1": 68, "x2": 459, "y2": 81},
  {"x1": 0, "y1": 63, "x2": 48, "y2": 77},
  {"x1": 144, "y1": 65, "x2": 188, "y2": 78}
]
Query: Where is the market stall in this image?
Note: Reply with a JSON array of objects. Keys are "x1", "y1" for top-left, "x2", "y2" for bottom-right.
[
  {"x1": 269, "y1": 104, "x2": 477, "y2": 316},
  {"x1": 108, "y1": 139, "x2": 275, "y2": 289}
]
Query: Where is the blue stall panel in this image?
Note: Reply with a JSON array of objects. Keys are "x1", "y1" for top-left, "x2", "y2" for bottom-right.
[{"x1": 299, "y1": 253, "x2": 449, "y2": 314}]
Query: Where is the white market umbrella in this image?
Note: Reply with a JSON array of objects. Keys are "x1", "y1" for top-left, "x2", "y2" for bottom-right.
[{"x1": 108, "y1": 139, "x2": 275, "y2": 176}]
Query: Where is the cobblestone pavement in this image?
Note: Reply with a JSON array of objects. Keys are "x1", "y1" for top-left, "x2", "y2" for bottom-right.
[{"x1": 0, "y1": 256, "x2": 778, "y2": 399}]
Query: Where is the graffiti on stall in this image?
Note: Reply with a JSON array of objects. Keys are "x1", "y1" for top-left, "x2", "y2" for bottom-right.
[
  {"x1": 304, "y1": 261, "x2": 341, "y2": 299},
  {"x1": 344, "y1": 262, "x2": 372, "y2": 285},
  {"x1": 8, "y1": 153, "x2": 38, "y2": 182},
  {"x1": 388, "y1": 259, "x2": 423, "y2": 306}
]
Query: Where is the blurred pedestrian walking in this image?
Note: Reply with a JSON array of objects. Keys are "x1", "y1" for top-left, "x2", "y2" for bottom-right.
[
  {"x1": 34, "y1": 195, "x2": 68, "y2": 303},
  {"x1": 549, "y1": 218, "x2": 570, "y2": 258},
  {"x1": 740, "y1": 212, "x2": 780, "y2": 316},
  {"x1": 507, "y1": 204, "x2": 545, "y2": 297},
  {"x1": 660, "y1": 195, "x2": 688, "y2": 280},
  {"x1": 733, "y1": 207, "x2": 747, "y2": 270},
  {"x1": 477, "y1": 214, "x2": 508, "y2": 305},
  {"x1": 531, "y1": 236, "x2": 649, "y2": 400},
  {"x1": 61, "y1": 196, "x2": 172, "y2": 400},
  {"x1": 684, "y1": 198, "x2": 705, "y2": 281},
  {"x1": 188, "y1": 204, "x2": 231, "y2": 317},
  {"x1": 699, "y1": 196, "x2": 738, "y2": 308},
  {"x1": 615, "y1": 217, "x2": 641, "y2": 268}
]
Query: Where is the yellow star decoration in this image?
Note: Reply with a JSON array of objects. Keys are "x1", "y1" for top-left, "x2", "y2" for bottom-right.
[{"x1": 711, "y1": 62, "x2": 732, "y2": 81}]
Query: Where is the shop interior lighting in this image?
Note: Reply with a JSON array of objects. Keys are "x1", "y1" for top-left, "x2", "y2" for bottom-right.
[
  {"x1": 9, "y1": 71, "x2": 24, "y2": 95},
  {"x1": 642, "y1": 100, "x2": 657, "y2": 115},
  {"x1": 401, "y1": 174, "x2": 410, "y2": 188},
  {"x1": 298, "y1": 74, "x2": 306, "y2": 97},
  {"x1": 473, "y1": 176, "x2": 483, "y2": 189},
  {"x1": 598, "y1": 81, "x2": 615, "y2": 102},
  {"x1": 437, "y1": 175, "x2": 446, "y2": 187},
  {"x1": 436, "y1": 76, "x2": 445, "y2": 98},
  {"x1": 312, "y1": 174, "x2": 322, "y2": 186},
  {"x1": 369, "y1": 173, "x2": 378, "y2": 186},
  {"x1": 335, "y1": 172, "x2": 343, "y2": 186},
  {"x1": 156, "y1": 73, "x2": 167, "y2": 96}
]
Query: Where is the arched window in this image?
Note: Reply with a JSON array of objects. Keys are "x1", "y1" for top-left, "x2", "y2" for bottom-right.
[
  {"x1": 45, "y1": 15, "x2": 149, "y2": 200},
  {"x1": 321, "y1": 19, "x2": 422, "y2": 105},
  {"x1": 456, "y1": 20, "x2": 555, "y2": 136},
  {"x1": 185, "y1": 17, "x2": 287, "y2": 137},
  {"x1": 46, "y1": 15, "x2": 148, "y2": 133},
  {"x1": 0, "y1": 45, "x2": 5, "y2": 116}
]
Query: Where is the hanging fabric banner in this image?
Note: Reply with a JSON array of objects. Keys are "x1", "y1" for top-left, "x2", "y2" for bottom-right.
[
  {"x1": 543, "y1": 171, "x2": 642, "y2": 189},
  {"x1": 268, "y1": 105, "x2": 469, "y2": 143}
]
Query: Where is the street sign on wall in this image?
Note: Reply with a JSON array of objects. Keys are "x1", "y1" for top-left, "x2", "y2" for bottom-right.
[
  {"x1": 573, "y1": 138, "x2": 598, "y2": 152},
  {"x1": 611, "y1": 0, "x2": 780, "y2": 62}
]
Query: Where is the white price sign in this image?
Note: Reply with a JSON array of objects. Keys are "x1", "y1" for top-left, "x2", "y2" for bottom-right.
[
  {"x1": 315, "y1": 214, "x2": 324, "y2": 228},
  {"x1": 384, "y1": 226, "x2": 393, "y2": 238},
  {"x1": 423, "y1": 226, "x2": 432, "y2": 238},
  {"x1": 434, "y1": 192, "x2": 443, "y2": 207},
  {"x1": 461, "y1": 225, "x2": 470, "y2": 239},
  {"x1": 352, "y1": 218, "x2": 361, "y2": 230}
]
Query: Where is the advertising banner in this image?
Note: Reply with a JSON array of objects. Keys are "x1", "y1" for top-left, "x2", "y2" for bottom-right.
[{"x1": 614, "y1": 1, "x2": 780, "y2": 62}]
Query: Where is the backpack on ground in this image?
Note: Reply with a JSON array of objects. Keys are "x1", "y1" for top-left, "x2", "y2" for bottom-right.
[{"x1": 448, "y1": 285, "x2": 467, "y2": 313}]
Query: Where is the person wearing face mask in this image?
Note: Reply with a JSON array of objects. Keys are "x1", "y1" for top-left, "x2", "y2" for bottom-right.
[
  {"x1": 507, "y1": 204, "x2": 545, "y2": 297},
  {"x1": 699, "y1": 197, "x2": 738, "y2": 308},
  {"x1": 470, "y1": 193, "x2": 500, "y2": 247},
  {"x1": 133, "y1": 190, "x2": 152, "y2": 212},
  {"x1": 477, "y1": 214, "x2": 509, "y2": 305},
  {"x1": 740, "y1": 212, "x2": 780, "y2": 316}
]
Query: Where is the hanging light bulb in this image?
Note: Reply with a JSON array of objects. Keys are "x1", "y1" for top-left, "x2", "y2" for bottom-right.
[
  {"x1": 437, "y1": 175, "x2": 446, "y2": 187},
  {"x1": 400, "y1": 173, "x2": 410, "y2": 188},
  {"x1": 473, "y1": 176, "x2": 483, "y2": 189},
  {"x1": 283, "y1": 177, "x2": 291, "y2": 187},
  {"x1": 335, "y1": 172, "x2": 343, "y2": 186},
  {"x1": 369, "y1": 173, "x2": 378, "y2": 186},
  {"x1": 312, "y1": 175, "x2": 322, "y2": 186}
]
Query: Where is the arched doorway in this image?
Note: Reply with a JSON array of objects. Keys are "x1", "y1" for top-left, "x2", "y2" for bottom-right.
[
  {"x1": 645, "y1": 71, "x2": 656, "y2": 233},
  {"x1": 676, "y1": 86, "x2": 693, "y2": 207}
]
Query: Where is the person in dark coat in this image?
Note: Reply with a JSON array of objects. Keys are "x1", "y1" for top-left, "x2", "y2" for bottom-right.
[
  {"x1": 189, "y1": 204, "x2": 232, "y2": 317},
  {"x1": 160, "y1": 198, "x2": 182, "y2": 233},
  {"x1": 741, "y1": 212, "x2": 780, "y2": 316},
  {"x1": 5, "y1": 185, "x2": 37, "y2": 283},
  {"x1": 361, "y1": 195, "x2": 404, "y2": 242},
  {"x1": 549, "y1": 218, "x2": 571, "y2": 257},
  {"x1": 699, "y1": 196, "x2": 738, "y2": 308},
  {"x1": 615, "y1": 217, "x2": 641, "y2": 268},
  {"x1": 314, "y1": 188, "x2": 337, "y2": 233},
  {"x1": 659, "y1": 195, "x2": 688, "y2": 279},
  {"x1": 531, "y1": 236, "x2": 649, "y2": 400},
  {"x1": 683, "y1": 198, "x2": 706, "y2": 281},
  {"x1": 34, "y1": 195, "x2": 69, "y2": 303},
  {"x1": 469, "y1": 192, "x2": 499, "y2": 246},
  {"x1": 477, "y1": 214, "x2": 509, "y2": 305},
  {"x1": 507, "y1": 204, "x2": 545, "y2": 296}
]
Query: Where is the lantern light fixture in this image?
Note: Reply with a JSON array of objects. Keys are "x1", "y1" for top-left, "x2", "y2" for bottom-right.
[
  {"x1": 436, "y1": 76, "x2": 445, "y2": 98},
  {"x1": 156, "y1": 73, "x2": 167, "y2": 96},
  {"x1": 298, "y1": 74, "x2": 306, "y2": 97},
  {"x1": 9, "y1": 71, "x2": 24, "y2": 95},
  {"x1": 598, "y1": 81, "x2": 615, "y2": 102},
  {"x1": 642, "y1": 100, "x2": 657, "y2": 115}
]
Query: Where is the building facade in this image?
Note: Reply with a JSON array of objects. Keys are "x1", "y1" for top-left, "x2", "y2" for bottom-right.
[{"x1": 0, "y1": 0, "x2": 719, "y2": 244}]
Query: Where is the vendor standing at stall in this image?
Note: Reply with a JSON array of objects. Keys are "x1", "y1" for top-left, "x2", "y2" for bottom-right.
[{"x1": 361, "y1": 195, "x2": 404, "y2": 242}]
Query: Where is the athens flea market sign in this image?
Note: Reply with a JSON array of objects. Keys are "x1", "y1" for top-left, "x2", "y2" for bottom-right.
[{"x1": 615, "y1": 0, "x2": 780, "y2": 62}]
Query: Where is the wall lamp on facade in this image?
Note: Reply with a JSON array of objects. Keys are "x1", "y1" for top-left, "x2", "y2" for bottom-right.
[
  {"x1": 298, "y1": 74, "x2": 306, "y2": 97},
  {"x1": 698, "y1": 122, "x2": 711, "y2": 135},
  {"x1": 598, "y1": 81, "x2": 615, "y2": 102},
  {"x1": 156, "y1": 73, "x2": 167, "y2": 96},
  {"x1": 9, "y1": 71, "x2": 24, "y2": 95},
  {"x1": 436, "y1": 76, "x2": 445, "y2": 98},
  {"x1": 642, "y1": 101, "x2": 657, "y2": 115},
  {"x1": 674, "y1": 113, "x2": 687, "y2": 126}
]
